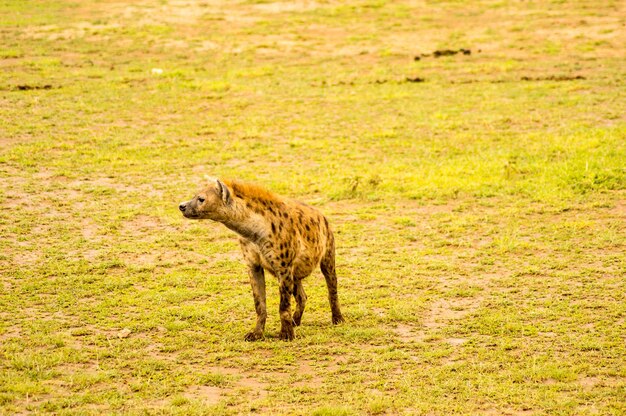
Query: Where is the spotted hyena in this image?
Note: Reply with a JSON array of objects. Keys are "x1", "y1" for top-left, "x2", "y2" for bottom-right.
[{"x1": 178, "y1": 178, "x2": 344, "y2": 341}]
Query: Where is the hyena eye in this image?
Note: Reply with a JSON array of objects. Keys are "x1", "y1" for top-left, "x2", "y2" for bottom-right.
[{"x1": 198, "y1": 197, "x2": 205, "y2": 203}]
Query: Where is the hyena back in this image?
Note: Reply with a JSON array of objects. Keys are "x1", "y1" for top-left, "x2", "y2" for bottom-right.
[{"x1": 179, "y1": 178, "x2": 344, "y2": 341}]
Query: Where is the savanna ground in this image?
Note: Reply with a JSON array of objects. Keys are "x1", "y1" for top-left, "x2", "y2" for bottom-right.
[{"x1": 1, "y1": 0, "x2": 625, "y2": 414}]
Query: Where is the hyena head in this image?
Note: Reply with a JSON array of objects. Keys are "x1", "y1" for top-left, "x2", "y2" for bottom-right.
[{"x1": 179, "y1": 178, "x2": 231, "y2": 221}]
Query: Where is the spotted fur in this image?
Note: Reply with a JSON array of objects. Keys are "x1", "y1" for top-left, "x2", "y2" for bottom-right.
[{"x1": 179, "y1": 178, "x2": 344, "y2": 341}]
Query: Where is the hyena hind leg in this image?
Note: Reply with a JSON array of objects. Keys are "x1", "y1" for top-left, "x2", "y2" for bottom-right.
[
  {"x1": 292, "y1": 280, "x2": 307, "y2": 326},
  {"x1": 320, "y1": 241, "x2": 345, "y2": 325}
]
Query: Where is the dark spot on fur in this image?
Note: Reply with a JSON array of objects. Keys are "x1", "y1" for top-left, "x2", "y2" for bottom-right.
[{"x1": 271, "y1": 223, "x2": 276, "y2": 233}]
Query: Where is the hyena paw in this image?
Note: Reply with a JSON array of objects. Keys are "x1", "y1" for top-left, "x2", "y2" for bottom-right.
[
  {"x1": 332, "y1": 313, "x2": 345, "y2": 325},
  {"x1": 279, "y1": 325, "x2": 295, "y2": 341},
  {"x1": 244, "y1": 330, "x2": 264, "y2": 342}
]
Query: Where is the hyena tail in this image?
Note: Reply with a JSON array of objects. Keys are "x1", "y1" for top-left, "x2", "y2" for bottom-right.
[{"x1": 320, "y1": 231, "x2": 345, "y2": 324}]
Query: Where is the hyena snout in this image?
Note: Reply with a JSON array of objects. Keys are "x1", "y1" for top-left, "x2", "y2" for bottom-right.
[{"x1": 179, "y1": 201, "x2": 200, "y2": 219}]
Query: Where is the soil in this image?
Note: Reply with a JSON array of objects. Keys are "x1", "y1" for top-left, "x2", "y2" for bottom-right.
[{"x1": 415, "y1": 48, "x2": 472, "y2": 60}]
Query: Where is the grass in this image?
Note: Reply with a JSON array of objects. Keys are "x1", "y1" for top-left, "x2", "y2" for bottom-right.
[{"x1": 1, "y1": 0, "x2": 625, "y2": 414}]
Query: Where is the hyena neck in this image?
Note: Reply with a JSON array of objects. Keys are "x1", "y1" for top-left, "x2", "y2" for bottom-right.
[{"x1": 220, "y1": 202, "x2": 266, "y2": 243}]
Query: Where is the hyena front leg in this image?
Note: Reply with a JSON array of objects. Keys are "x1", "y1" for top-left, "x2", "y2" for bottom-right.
[
  {"x1": 278, "y1": 272, "x2": 295, "y2": 341},
  {"x1": 244, "y1": 264, "x2": 267, "y2": 341}
]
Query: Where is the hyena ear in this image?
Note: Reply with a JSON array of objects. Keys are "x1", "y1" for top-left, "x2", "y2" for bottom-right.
[{"x1": 216, "y1": 179, "x2": 231, "y2": 205}]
